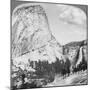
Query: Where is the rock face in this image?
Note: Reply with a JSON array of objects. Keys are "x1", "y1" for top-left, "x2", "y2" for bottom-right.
[
  {"x1": 12, "y1": 5, "x2": 63, "y2": 69},
  {"x1": 12, "y1": 5, "x2": 52, "y2": 58},
  {"x1": 63, "y1": 40, "x2": 87, "y2": 70}
]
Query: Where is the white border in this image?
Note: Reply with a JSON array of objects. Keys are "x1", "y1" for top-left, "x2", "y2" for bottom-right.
[{"x1": 18, "y1": 0, "x2": 88, "y2": 5}]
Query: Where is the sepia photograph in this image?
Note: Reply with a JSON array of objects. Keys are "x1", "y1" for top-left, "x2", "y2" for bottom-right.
[{"x1": 11, "y1": 0, "x2": 88, "y2": 89}]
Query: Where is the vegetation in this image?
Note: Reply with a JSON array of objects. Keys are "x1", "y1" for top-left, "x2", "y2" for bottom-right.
[{"x1": 11, "y1": 53, "x2": 87, "y2": 90}]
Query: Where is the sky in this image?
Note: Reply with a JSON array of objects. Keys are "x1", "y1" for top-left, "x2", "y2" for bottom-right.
[{"x1": 11, "y1": 0, "x2": 88, "y2": 45}]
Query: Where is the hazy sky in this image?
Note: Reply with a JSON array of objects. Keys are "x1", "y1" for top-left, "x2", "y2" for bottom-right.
[{"x1": 11, "y1": 0, "x2": 88, "y2": 45}]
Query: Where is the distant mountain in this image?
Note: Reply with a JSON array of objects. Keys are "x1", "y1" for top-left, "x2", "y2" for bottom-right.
[
  {"x1": 63, "y1": 39, "x2": 87, "y2": 55},
  {"x1": 62, "y1": 39, "x2": 87, "y2": 70},
  {"x1": 63, "y1": 40, "x2": 87, "y2": 48}
]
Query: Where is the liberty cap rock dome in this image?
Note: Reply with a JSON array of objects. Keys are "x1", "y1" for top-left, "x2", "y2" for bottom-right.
[
  {"x1": 12, "y1": 5, "x2": 53, "y2": 57},
  {"x1": 12, "y1": 4, "x2": 63, "y2": 67}
]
